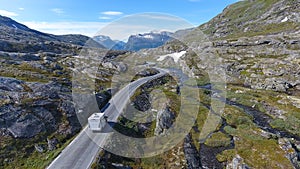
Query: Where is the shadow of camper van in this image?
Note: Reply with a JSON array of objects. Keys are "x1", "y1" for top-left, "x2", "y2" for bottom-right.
[{"x1": 100, "y1": 103, "x2": 110, "y2": 113}]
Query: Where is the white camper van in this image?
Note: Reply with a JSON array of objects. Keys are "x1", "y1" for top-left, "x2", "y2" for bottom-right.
[{"x1": 88, "y1": 113, "x2": 106, "y2": 131}]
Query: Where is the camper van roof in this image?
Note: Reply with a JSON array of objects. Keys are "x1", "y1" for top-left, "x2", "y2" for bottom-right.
[{"x1": 88, "y1": 113, "x2": 105, "y2": 120}]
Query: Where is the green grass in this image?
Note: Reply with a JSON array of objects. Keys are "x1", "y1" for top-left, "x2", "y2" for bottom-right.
[
  {"x1": 270, "y1": 113, "x2": 300, "y2": 136},
  {"x1": 200, "y1": 0, "x2": 299, "y2": 40},
  {"x1": 204, "y1": 132, "x2": 231, "y2": 147},
  {"x1": 189, "y1": 105, "x2": 209, "y2": 150},
  {"x1": 0, "y1": 62, "x2": 71, "y2": 83},
  {"x1": 0, "y1": 133, "x2": 76, "y2": 169},
  {"x1": 219, "y1": 106, "x2": 294, "y2": 168},
  {"x1": 226, "y1": 85, "x2": 300, "y2": 137},
  {"x1": 236, "y1": 138, "x2": 293, "y2": 169},
  {"x1": 184, "y1": 76, "x2": 210, "y2": 87},
  {"x1": 216, "y1": 149, "x2": 236, "y2": 162}
]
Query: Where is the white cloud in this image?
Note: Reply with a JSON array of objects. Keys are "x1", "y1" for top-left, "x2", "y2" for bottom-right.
[
  {"x1": 51, "y1": 8, "x2": 65, "y2": 15},
  {"x1": 99, "y1": 16, "x2": 111, "y2": 20},
  {"x1": 98, "y1": 24, "x2": 157, "y2": 41},
  {"x1": 96, "y1": 13, "x2": 193, "y2": 41},
  {"x1": 101, "y1": 11, "x2": 123, "y2": 16},
  {"x1": 22, "y1": 13, "x2": 193, "y2": 41},
  {"x1": 23, "y1": 21, "x2": 108, "y2": 37},
  {"x1": 138, "y1": 14, "x2": 184, "y2": 22},
  {"x1": 18, "y1": 8, "x2": 25, "y2": 11},
  {"x1": 0, "y1": 9, "x2": 18, "y2": 17}
]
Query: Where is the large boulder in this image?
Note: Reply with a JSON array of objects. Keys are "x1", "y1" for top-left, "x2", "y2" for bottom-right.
[
  {"x1": 47, "y1": 137, "x2": 58, "y2": 151},
  {"x1": 102, "y1": 61, "x2": 127, "y2": 72},
  {"x1": 278, "y1": 138, "x2": 299, "y2": 168},
  {"x1": 0, "y1": 104, "x2": 23, "y2": 128}
]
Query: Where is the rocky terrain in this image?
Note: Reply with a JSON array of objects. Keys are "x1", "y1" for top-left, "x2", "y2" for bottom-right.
[
  {"x1": 90, "y1": 0, "x2": 300, "y2": 169},
  {"x1": 0, "y1": 0, "x2": 300, "y2": 169},
  {"x1": 181, "y1": 0, "x2": 300, "y2": 168},
  {"x1": 0, "y1": 15, "x2": 128, "y2": 168}
]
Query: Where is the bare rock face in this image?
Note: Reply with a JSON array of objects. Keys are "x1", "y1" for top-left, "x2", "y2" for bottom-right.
[
  {"x1": 0, "y1": 78, "x2": 83, "y2": 138},
  {"x1": 261, "y1": 101, "x2": 286, "y2": 119},
  {"x1": 226, "y1": 155, "x2": 249, "y2": 169},
  {"x1": 0, "y1": 77, "x2": 25, "y2": 92},
  {"x1": 183, "y1": 134, "x2": 201, "y2": 169},
  {"x1": 102, "y1": 61, "x2": 127, "y2": 72},
  {"x1": 7, "y1": 114, "x2": 45, "y2": 138},
  {"x1": 125, "y1": 31, "x2": 173, "y2": 51},
  {"x1": 278, "y1": 138, "x2": 299, "y2": 168},
  {"x1": 154, "y1": 106, "x2": 175, "y2": 136},
  {"x1": 132, "y1": 92, "x2": 151, "y2": 112},
  {"x1": 32, "y1": 107, "x2": 57, "y2": 130}
]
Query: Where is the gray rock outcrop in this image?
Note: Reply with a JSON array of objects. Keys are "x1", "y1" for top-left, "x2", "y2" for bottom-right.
[
  {"x1": 226, "y1": 155, "x2": 250, "y2": 169},
  {"x1": 184, "y1": 134, "x2": 202, "y2": 169},
  {"x1": 154, "y1": 106, "x2": 175, "y2": 136}
]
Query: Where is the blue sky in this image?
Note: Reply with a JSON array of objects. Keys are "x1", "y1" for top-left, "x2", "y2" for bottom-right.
[{"x1": 0, "y1": 0, "x2": 238, "y2": 40}]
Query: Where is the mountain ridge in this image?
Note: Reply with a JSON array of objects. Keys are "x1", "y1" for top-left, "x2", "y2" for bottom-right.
[
  {"x1": 199, "y1": 0, "x2": 300, "y2": 39},
  {"x1": 0, "y1": 15, "x2": 105, "y2": 53}
]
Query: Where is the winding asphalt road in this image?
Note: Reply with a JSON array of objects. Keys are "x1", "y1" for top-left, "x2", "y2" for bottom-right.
[{"x1": 47, "y1": 69, "x2": 167, "y2": 169}]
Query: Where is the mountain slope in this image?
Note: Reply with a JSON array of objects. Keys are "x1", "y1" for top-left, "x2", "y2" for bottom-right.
[
  {"x1": 181, "y1": 0, "x2": 300, "y2": 93},
  {"x1": 200, "y1": 0, "x2": 300, "y2": 39},
  {"x1": 89, "y1": 1, "x2": 300, "y2": 169},
  {"x1": 0, "y1": 15, "x2": 105, "y2": 53},
  {"x1": 124, "y1": 31, "x2": 173, "y2": 51},
  {"x1": 93, "y1": 35, "x2": 126, "y2": 50},
  {"x1": 177, "y1": 1, "x2": 300, "y2": 168}
]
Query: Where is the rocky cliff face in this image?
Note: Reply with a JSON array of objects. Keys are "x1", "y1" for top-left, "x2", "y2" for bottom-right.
[
  {"x1": 93, "y1": 35, "x2": 126, "y2": 50},
  {"x1": 125, "y1": 31, "x2": 173, "y2": 51}
]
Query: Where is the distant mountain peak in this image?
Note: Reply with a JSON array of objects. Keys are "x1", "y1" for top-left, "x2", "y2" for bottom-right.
[
  {"x1": 93, "y1": 35, "x2": 126, "y2": 50},
  {"x1": 93, "y1": 31, "x2": 174, "y2": 51},
  {"x1": 124, "y1": 31, "x2": 174, "y2": 51},
  {"x1": 0, "y1": 15, "x2": 31, "y2": 31}
]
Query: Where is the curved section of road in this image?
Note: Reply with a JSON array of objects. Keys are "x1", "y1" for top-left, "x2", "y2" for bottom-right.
[{"x1": 47, "y1": 69, "x2": 167, "y2": 169}]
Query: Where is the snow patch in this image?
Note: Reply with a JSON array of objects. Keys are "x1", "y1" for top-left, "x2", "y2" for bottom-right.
[
  {"x1": 143, "y1": 35, "x2": 154, "y2": 39},
  {"x1": 12, "y1": 24, "x2": 17, "y2": 29},
  {"x1": 157, "y1": 51, "x2": 186, "y2": 63},
  {"x1": 281, "y1": 17, "x2": 288, "y2": 23}
]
